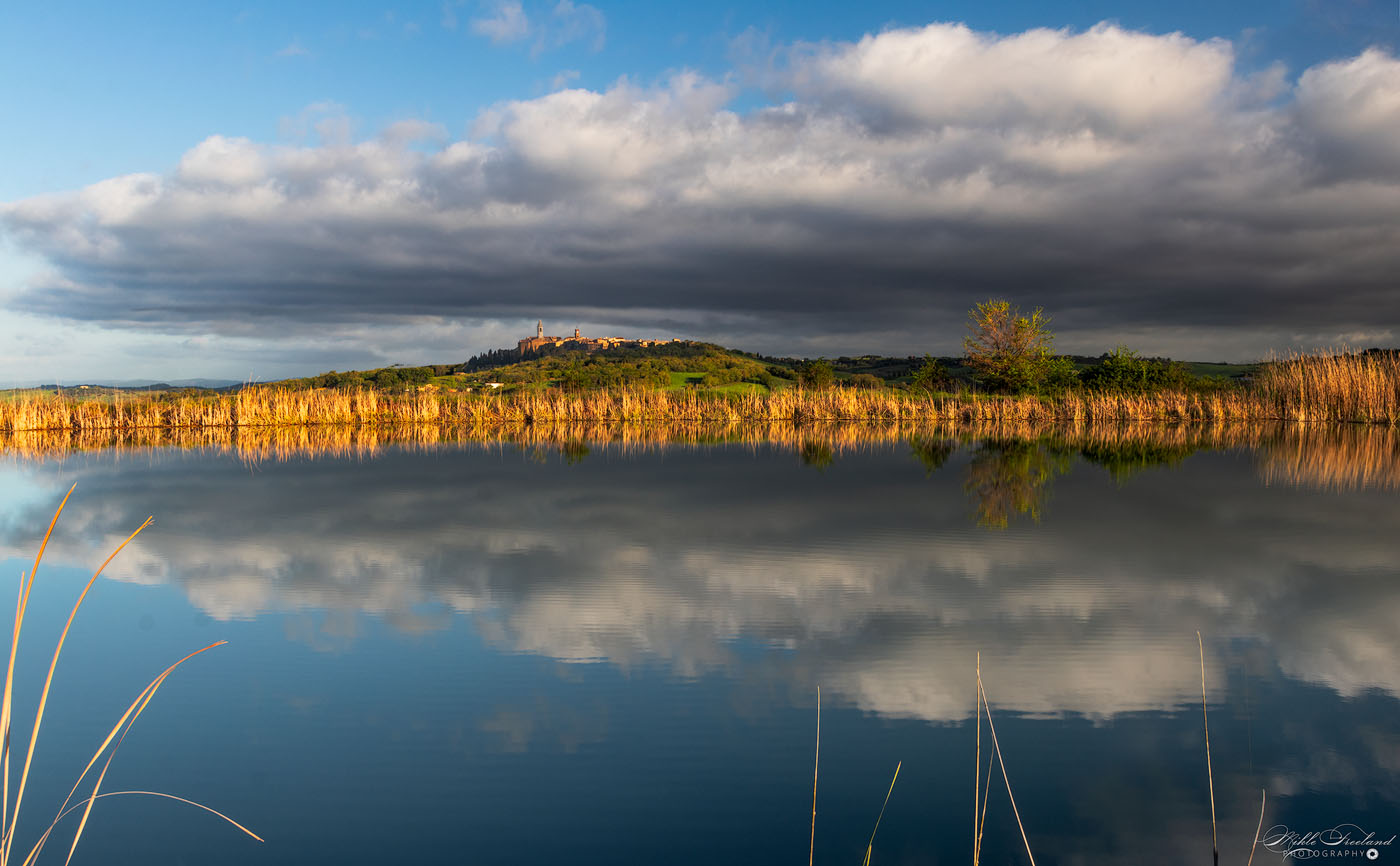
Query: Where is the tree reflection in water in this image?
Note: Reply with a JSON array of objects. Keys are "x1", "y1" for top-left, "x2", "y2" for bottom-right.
[{"x1": 962, "y1": 439, "x2": 1073, "y2": 529}]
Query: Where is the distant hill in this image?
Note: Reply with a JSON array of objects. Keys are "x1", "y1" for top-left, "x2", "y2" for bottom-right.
[
  {"x1": 3, "y1": 344, "x2": 1262, "y2": 399},
  {"x1": 266, "y1": 342, "x2": 1260, "y2": 396},
  {"x1": 3, "y1": 378, "x2": 245, "y2": 390}
]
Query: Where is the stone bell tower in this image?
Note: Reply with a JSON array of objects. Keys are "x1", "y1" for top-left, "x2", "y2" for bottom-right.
[{"x1": 537, "y1": 320, "x2": 544, "y2": 338}]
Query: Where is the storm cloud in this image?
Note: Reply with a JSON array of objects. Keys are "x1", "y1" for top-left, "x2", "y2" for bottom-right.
[{"x1": 4, "y1": 21, "x2": 1400, "y2": 359}]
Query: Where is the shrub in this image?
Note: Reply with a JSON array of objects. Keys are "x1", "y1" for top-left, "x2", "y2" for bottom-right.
[
  {"x1": 798, "y1": 361, "x2": 835, "y2": 390},
  {"x1": 909, "y1": 357, "x2": 949, "y2": 393},
  {"x1": 1081, "y1": 347, "x2": 1193, "y2": 393}
]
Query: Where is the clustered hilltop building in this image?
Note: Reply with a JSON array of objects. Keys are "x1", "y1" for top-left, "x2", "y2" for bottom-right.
[{"x1": 517, "y1": 322, "x2": 684, "y2": 355}]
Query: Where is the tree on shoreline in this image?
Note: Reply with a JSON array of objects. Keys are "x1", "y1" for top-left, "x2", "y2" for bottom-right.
[{"x1": 963, "y1": 299, "x2": 1070, "y2": 394}]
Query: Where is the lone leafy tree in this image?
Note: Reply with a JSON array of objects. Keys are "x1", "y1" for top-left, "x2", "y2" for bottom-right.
[{"x1": 963, "y1": 299, "x2": 1060, "y2": 393}]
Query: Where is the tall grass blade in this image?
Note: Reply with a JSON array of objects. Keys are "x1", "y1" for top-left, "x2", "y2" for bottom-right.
[
  {"x1": 1198, "y1": 632, "x2": 1218, "y2": 866},
  {"x1": 975, "y1": 656, "x2": 992, "y2": 866},
  {"x1": 2, "y1": 586, "x2": 19, "y2": 848},
  {"x1": 0, "y1": 492, "x2": 256, "y2": 865},
  {"x1": 4, "y1": 516, "x2": 151, "y2": 864},
  {"x1": 1, "y1": 484, "x2": 73, "y2": 861},
  {"x1": 978, "y1": 671, "x2": 1036, "y2": 866},
  {"x1": 976, "y1": 751, "x2": 992, "y2": 864},
  {"x1": 861, "y1": 761, "x2": 901, "y2": 866},
  {"x1": 809, "y1": 686, "x2": 819, "y2": 866},
  {"x1": 28, "y1": 642, "x2": 229, "y2": 866},
  {"x1": 44, "y1": 792, "x2": 261, "y2": 843},
  {"x1": 1247, "y1": 788, "x2": 1266, "y2": 866}
]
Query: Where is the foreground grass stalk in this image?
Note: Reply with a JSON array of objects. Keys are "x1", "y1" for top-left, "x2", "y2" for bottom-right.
[
  {"x1": 972, "y1": 653, "x2": 995, "y2": 866},
  {"x1": 975, "y1": 750, "x2": 992, "y2": 864},
  {"x1": 38, "y1": 641, "x2": 228, "y2": 866},
  {"x1": 0, "y1": 485, "x2": 73, "y2": 861},
  {"x1": 974, "y1": 654, "x2": 980, "y2": 866},
  {"x1": 978, "y1": 668, "x2": 1037, "y2": 866},
  {"x1": 812, "y1": 688, "x2": 817, "y2": 866},
  {"x1": 861, "y1": 761, "x2": 901, "y2": 866},
  {"x1": 1247, "y1": 789, "x2": 1266, "y2": 866},
  {"x1": 0, "y1": 491, "x2": 258, "y2": 865},
  {"x1": 1198, "y1": 632, "x2": 1218, "y2": 866},
  {"x1": 4, "y1": 516, "x2": 152, "y2": 864}
]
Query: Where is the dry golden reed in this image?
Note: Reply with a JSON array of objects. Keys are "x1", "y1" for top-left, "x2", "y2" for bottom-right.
[
  {"x1": 0, "y1": 490, "x2": 259, "y2": 865},
  {"x1": 2, "y1": 351, "x2": 1396, "y2": 436},
  {"x1": 1253, "y1": 349, "x2": 1400, "y2": 424}
]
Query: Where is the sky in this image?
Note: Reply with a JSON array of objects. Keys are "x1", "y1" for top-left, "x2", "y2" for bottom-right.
[{"x1": 1, "y1": 0, "x2": 1398, "y2": 383}]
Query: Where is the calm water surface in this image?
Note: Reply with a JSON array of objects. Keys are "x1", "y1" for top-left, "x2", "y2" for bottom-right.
[{"x1": 0, "y1": 434, "x2": 1396, "y2": 865}]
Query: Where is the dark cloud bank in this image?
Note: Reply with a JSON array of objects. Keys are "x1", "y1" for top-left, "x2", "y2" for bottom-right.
[{"x1": 4, "y1": 22, "x2": 1400, "y2": 359}]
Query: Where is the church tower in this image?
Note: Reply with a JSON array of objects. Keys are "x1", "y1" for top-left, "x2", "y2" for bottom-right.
[{"x1": 537, "y1": 320, "x2": 544, "y2": 338}]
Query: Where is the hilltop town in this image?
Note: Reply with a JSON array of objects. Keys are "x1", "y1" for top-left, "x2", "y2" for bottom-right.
[{"x1": 517, "y1": 322, "x2": 687, "y2": 355}]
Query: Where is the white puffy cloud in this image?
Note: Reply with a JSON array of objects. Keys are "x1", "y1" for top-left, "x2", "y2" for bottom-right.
[
  {"x1": 177, "y1": 136, "x2": 270, "y2": 187},
  {"x1": 1294, "y1": 47, "x2": 1400, "y2": 178},
  {"x1": 784, "y1": 23, "x2": 1236, "y2": 135}
]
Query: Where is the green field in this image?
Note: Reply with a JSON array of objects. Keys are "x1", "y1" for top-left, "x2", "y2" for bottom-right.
[
  {"x1": 668, "y1": 372, "x2": 705, "y2": 388},
  {"x1": 5, "y1": 345, "x2": 1265, "y2": 405}
]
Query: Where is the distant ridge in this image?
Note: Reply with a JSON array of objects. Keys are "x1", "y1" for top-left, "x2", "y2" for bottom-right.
[{"x1": 2, "y1": 378, "x2": 246, "y2": 390}]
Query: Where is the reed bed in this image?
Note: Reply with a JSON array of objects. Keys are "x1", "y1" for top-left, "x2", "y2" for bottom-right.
[
  {"x1": 0, "y1": 386, "x2": 1270, "y2": 432},
  {"x1": 1253, "y1": 350, "x2": 1400, "y2": 424},
  {"x1": 3, "y1": 352, "x2": 1398, "y2": 436}
]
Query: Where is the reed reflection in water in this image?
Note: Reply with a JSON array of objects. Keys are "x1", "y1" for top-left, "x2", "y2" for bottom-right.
[{"x1": 6, "y1": 419, "x2": 1397, "y2": 499}]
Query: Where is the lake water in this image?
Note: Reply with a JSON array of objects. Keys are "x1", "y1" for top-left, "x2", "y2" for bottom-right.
[{"x1": 0, "y1": 427, "x2": 1396, "y2": 865}]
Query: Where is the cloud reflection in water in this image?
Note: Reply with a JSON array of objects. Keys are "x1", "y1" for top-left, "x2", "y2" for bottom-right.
[{"x1": 2, "y1": 432, "x2": 1397, "y2": 727}]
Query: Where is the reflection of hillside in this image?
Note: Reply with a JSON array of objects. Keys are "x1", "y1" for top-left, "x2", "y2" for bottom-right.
[{"x1": 3, "y1": 443, "x2": 1398, "y2": 725}]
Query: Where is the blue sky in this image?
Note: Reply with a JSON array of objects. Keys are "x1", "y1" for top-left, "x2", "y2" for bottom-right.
[
  {"x1": 3, "y1": 0, "x2": 1390, "y2": 201},
  {"x1": 1, "y1": 0, "x2": 1398, "y2": 382}
]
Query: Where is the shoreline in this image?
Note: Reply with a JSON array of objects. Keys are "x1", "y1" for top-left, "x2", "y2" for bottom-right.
[{"x1": 2, "y1": 349, "x2": 1397, "y2": 433}]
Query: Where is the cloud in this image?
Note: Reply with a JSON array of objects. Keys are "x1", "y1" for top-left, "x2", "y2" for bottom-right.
[
  {"x1": 468, "y1": 0, "x2": 605, "y2": 54},
  {"x1": 276, "y1": 38, "x2": 310, "y2": 57},
  {"x1": 471, "y1": 0, "x2": 530, "y2": 44},
  {"x1": 540, "y1": 0, "x2": 604, "y2": 54},
  {"x1": 4, "y1": 22, "x2": 1400, "y2": 361},
  {"x1": 1294, "y1": 48, "x2": 1400, "y2": 179}
]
